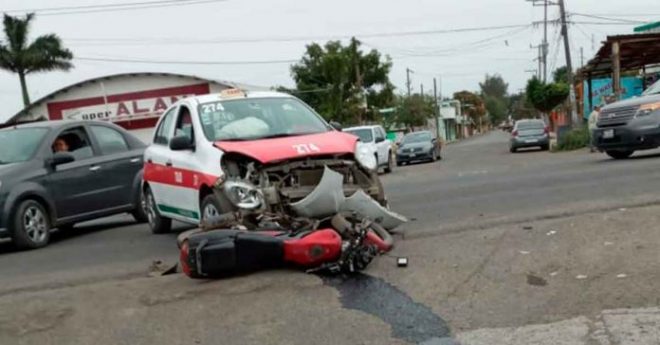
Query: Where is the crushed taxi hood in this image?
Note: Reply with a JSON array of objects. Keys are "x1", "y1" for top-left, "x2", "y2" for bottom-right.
[{"x1": 214, "y1": 131, "x2": 358, "y2": 164}]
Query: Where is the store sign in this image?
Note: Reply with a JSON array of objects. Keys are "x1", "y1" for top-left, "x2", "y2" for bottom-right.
[
  {"x1": 583, "y1": 77, "x2": 643, "y2": 118},
  {"x1": 62, "y1": 94, "x2": 192, "y2": 121}
]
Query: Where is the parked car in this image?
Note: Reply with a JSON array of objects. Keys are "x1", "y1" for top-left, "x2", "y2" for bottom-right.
[
  {"x1": 0, "y1": 121, "x2": 147, "y2": 249},
  {"x1": 396, "y1": 131, "x2": 441, "y2": 165},
  {"x1": 142, "y1": 89, "x2": 386, "y2": 234},
  {"x1": 343, "y1": 125, "x2": 394, "y2": 173},
  {"x1": 592, "y1": 80, "x2": 660, "y2": 159},
  {"x1": 509, "y1": 119, "x2": 550, "y2": 153}
]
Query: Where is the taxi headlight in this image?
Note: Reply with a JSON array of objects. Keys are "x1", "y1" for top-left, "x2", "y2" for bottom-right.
[{"x1": 355, "y1": 144, "x2": 377, "y2": 171}]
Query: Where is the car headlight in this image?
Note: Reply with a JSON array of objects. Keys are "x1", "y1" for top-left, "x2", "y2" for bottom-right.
[
  {"x1": 222, "y1": 180, "x2": 263, "y2": 210},
  {"x1": 355, "y1": 143, "x2": 377, "y2": 171},
  {"x1": 635, "y1": 102, "x2": 660, "y2": 117}
]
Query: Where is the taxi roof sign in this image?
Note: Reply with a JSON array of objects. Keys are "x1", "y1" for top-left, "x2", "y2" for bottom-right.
[{"x1": 220, "y1": 88, "x2": 246, "y2": 99}]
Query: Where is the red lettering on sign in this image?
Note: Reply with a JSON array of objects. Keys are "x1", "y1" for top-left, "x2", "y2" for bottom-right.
[
  {"x1": 116, "y1": 102, "x2": 130, "y2": 116},
  {"x1": 132, "y1": 100, "x2": 149, "y2": 114},
  {"x1": 153, "y1": 97, "x2": 168, "y2": 112},
  {"x1": 170, "y1": 96, "x2": 179, "y2": 103}
]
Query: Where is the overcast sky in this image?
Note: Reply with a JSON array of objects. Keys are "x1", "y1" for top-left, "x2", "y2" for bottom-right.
[{"x1": 1, "y1": 0, "x2": 658, "y2": 121}]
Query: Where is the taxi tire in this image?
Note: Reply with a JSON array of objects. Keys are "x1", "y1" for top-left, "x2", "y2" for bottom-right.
[
  {"x1": 145, "y1": 186, "x2": 172, "y2": 234},
  {"x1": 201, "y1": 194, "x2": 223, "y2": 224}
]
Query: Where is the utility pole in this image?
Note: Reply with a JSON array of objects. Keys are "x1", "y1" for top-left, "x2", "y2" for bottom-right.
[
  {"x1": 558, "y1": 0, "x2": 578, "y2": 126},
  {"x1": 580, "y1": 47, "x2": 584, "y2": 67},
  {"x1": 542, "y1": 0, "x2": 548, "y2": 82},
  {"x1": 420, "y1": 83, "x2": 424, "y2": 97},
  {"x1": 433, "y1": 78, "x2": 440, "y2": 140},
  {"x1": 406, "y1": 68, "x2": 412, "y2": 97},
  {"x1": 527, "y1": 0, "x2": 550, "y2": 82},
  {"x1": 531, "y1": 43, "x2": 543, "y2": 79}
]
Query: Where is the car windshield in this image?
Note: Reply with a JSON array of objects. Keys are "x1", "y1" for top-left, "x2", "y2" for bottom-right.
[
  {"x1": 402, "y1": 132, "x2": 431, "y2": 144},
  {"x1": 517, "y1": 121, "x2": 545, "y2": 130},
  {"x1": 0, "y1": 127, "x2": 48, "y2": 164},
  {"x1": 345, "y1": 129, "x2": 373, "y2": 143},
  {"x1": 198, "y1": 97, "x2": 330, "y2": 141},
  {"x1": 642, "y1": 80, "x2": 660, "y2": 96}
]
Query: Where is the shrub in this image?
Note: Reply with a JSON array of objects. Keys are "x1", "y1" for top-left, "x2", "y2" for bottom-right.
[{"x1": 555, "y1": 127, "x2": 590, "y2": 151}]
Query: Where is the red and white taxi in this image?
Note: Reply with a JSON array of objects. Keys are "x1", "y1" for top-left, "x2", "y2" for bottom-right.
[{"x1": 142, "y1": 90, "x2": 383, "y2": 234}]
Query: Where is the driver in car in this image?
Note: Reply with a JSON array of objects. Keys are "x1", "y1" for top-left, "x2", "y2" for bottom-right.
[{"x1": 52, "y1": 137, "x2": 70, "y2": 153}]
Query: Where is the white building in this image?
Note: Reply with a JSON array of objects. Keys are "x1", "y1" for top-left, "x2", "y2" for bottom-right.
[{"x1": 6, "y1": 72, "x2": 266, "y2": 142}]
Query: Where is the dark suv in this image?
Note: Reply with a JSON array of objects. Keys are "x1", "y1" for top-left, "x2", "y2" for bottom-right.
[
  {"x1": 0, "y1": 121, "x2": 147, "y2": 249},
  {"x1": 592, "y1": 80, "x2": 660, "y2": 159}
]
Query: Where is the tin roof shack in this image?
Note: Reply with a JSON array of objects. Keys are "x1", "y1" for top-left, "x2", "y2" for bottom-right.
[{"x1": 580, "y1": 33, "x2": 660, "y2": 113}]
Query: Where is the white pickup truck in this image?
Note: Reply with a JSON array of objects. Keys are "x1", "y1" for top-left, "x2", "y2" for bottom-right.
[{"x1": 343, "y1": 125, "x2": 394, "y2": 173}]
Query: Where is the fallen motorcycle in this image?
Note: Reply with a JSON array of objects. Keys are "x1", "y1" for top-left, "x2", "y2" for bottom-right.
[
  {"x1": 178, "y1": 165, "x2": 406, "y2": 279},
  {"x1": 179, "y1": 214, "x2": 394, "y2": 278}
]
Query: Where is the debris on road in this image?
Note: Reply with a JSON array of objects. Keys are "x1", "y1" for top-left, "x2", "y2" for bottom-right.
[
  {"x1": 526, "y1": 273, "x2": 548, "y2": 286},
  {"x1": 523, "y1": 225, "x2": 533, "y2": 230},
  {"x1": 576, "y1": 274, "x2": 588, "y2": 280},
  {"x1": 148, "y1": 260, "x2": 178, "y2": 277},
  {"x1": 604, "y1": 241, "x2": 614, "y2": 246},
  {"x1": 546, "y1": 230, "x2": 557, "y2": 236},
  {"x1": 549, "y1": 271, "x2": 559, "y2": 277},
  {"x1": 616, "y1": 274, "x2": 627, "y2": 279},
  {"x1": 397, "y1": 257, "x2": 409, "y2": 267},
  {"x1": 519, "y1": 250, "x2": 531, "y2": 255}
]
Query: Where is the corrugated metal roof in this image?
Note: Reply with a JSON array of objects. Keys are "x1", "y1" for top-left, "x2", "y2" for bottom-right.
[{"x1": 580, "y1": 33, "x2": 660, "y2": 78}]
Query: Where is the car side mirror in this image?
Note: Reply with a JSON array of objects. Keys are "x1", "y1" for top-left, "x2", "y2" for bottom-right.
[
  {"x1": 49, "y1": 152, "x2": 75, "y2": 167},
  {"x1": 329, "y1": 121, "x2": 342, "y2": 131},
  {"x1": 170, "y1": 135, "x2": 195, "y2": 151},
  {"x1": 375, "y1": 137, "x2": 385, "y2": 143}
]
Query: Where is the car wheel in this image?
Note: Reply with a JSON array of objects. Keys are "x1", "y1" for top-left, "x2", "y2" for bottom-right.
[
  {"x1": 201, "y1": 194, "x2": 222, "y2": 225},
  {"x1": 541, "y1": 144, "x2": 550, "y2": 151},
  {"x1": 510, "y1": 147, "x2": 517, "y2": 153},
  {"x1": 145, "y1": 186, "x2": 172, "y2": 234},
  {"x1": 384, "y1": 151, "x2": 394, "y2": 173},
  {"x1": 431, "y1": 149, "x2": 438, "y2": 162},
  {"x1": 606, "y1": 150, "x2": 634, "y2": 159},
  {"x1": 12, "y1": 199, "x2": 51, "y2": 249},
  {"x1": 132, "y1": 189, "x2": 149, "y2": 223}
]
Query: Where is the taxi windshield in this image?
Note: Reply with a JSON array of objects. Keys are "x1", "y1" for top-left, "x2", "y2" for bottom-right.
[{"x1": 198, "y1": 97, "x2": 330, "y2": 141}]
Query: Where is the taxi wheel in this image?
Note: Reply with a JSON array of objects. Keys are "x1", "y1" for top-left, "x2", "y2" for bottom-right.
[
  {"x1": 201, "y1": 194, "x2": 222, "y2": 225},
  {"x1": 145, "y1": 186, "x2": 172, "y2": 234}
]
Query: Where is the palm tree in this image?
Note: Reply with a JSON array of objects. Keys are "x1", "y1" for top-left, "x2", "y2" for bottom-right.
[{"x1": 0, "y1": 13, "x2": 73, "y2": 107}]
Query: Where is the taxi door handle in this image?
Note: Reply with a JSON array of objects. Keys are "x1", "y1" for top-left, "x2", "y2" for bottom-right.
[
  {"x1": 130, "y1": 157, "x2": 141, "y2": 164},
  {"x1": 166, "y1": 161, "x2": 173, "y2": 167},
  {"x1": 89, "y1": 165, "x2": 101, "y2": 172}
]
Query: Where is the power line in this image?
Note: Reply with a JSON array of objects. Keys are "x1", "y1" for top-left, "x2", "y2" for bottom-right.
[
  {"x1": 5, "y1": 0, "x2": 226, "y2": 16},
  {"x1": 361, "y1": 25, "x2": 531, "y2": 57},
  {"x1": 64, "y1": 23, "x2": 532, "y2": 46},
  {"x1": 569, "y1": 12, "x2": 649, "y2": 24},
  {"x1": 76, "y1": 56, "x2": 298, "y2": 65}
]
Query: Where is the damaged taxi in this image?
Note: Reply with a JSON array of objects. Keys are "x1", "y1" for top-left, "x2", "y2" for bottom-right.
[{"x1": 142, "y1": 89, "x2": 404, "y2": 240}]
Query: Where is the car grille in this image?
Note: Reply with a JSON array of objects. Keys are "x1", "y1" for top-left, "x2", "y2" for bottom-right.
[
  {"x1": 597, "y1": 105, "x2": 639, "y2": 127},
  {"x1": 404, "y1": 147, "x2": 423, "y2": 153}
]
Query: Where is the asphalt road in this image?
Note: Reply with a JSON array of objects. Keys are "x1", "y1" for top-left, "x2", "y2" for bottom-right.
[{"x1": 2, "y1": 130, "x2": 660, "y2": 293}]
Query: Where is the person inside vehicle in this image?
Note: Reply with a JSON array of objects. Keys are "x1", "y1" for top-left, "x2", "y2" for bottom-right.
[{"x1": 52, "y1": 137, "x2": 70, "y2": 153}]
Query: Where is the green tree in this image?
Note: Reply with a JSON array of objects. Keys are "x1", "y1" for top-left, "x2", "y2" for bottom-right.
[
  {"x1": 479, "y1": 74, "x2": 509, "y2": 100},
  {"x1": 290, "y1": 38, "x2": 394, "y2": 125},
  {"x1": 0, "y1": 13, "x2": 73, "y2": 106},
  {"x1": 508, "y1": 92, "x2": 536, "y2": 120},
  {"x1": 484, "y1": 96, "x2": 508, "y2": 125},
  {"x1": 525, "y1": 77, "x2": 569, "y2": 113},
  {"x1": 394, "y1": 94, "x2": 434, "y2": 130},
  {"x1": 453, "y1": 90, "x2": 486, "y2": 127},
  {"x1": 553, "y1": 66, "x2": 569, "y2": 84}
]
